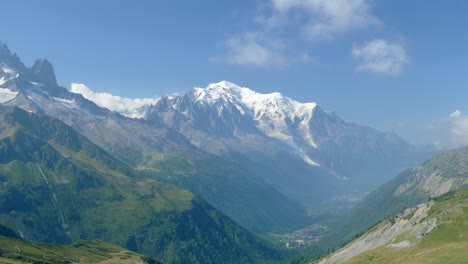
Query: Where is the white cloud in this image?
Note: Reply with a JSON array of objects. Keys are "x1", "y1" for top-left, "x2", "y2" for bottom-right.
[
  {"x1": 214, "y1": 0, "x2": 380, "y2": 66},
  {"x1": 417, "y1": 111, "x2": 468, "y2": 149},
  {"x1": 448, "y1": 110, "x2": 468, "y2": 146},
  {"x1": 450, "y1": 110, "x2": 461, "y2": 118},
  {"x1": 211, "y1": 32, "x2": 314, "y2": 66},
  {"x1": 211, "y1": 33, "x2": 286, "y2": 66},
  {"x1": 397, "y1": 111, "x2": 468, "y2": 149},
  {"x1": 271, "y1": 0, "x2": 380, "y2": 41},
  {"x1": 71, "y1": 83, "x2": 158, "y2": 118},
  {"x1": 352, "y1": 39, "x2": 408, "y2": 76}
]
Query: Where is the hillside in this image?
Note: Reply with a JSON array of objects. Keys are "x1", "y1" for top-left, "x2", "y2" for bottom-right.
[
  {"x1": 320, "y1": 146, "x2": 468, "y2": 249},
  {"x1": 0, "y1": 222, "x2": 158, "y2": 263},
  {"x1": 0, "y1": 43, "x2": 311, "y2": 234},
  {"x1": 0, "y1": 235, "x2": 159, "y2": 264},
  {"x1": 0, "y1": 106, "x2": 283, "y2": 264},
  {"x1": 317, "y1": 187, "x2": 468, "y2": 264},
  {"x1": 0, "y1": 42, "x2": 433, "y2": 234}
]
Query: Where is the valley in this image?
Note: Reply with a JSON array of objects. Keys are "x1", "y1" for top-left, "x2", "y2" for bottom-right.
[{"x1": 0, "y1": 21, "x2": 465, "y2": 264}]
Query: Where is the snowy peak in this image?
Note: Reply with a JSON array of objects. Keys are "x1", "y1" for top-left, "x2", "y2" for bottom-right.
[
  {"x1": 193, "y1": 81, "x2": 246, "y2": 104},
  {"x1": 189, "y1": 81, "x2": 321, "y2": 165},
  {"x1": 194, "y1": 81, "x2": 317, "y2": 121}
]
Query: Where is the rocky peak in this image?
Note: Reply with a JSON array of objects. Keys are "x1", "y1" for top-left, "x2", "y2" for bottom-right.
[
  {"x1": 31, "y1": 58, "x2": 58, "y2": 87},
  {"x1": 0, "y1": 41, "x2": 11, "y2": 57},
  {"x1": 0, "y1": 41, "x2": 27, "y2": 72}
]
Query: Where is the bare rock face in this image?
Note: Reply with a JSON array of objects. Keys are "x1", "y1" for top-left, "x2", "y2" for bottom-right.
[
  {"x1": 320, "y1": 146, "x2": 468, "y2": 251},
  {"x1": 0, "y1": 42, "x2": 27, "y2": 73},
  {"x1": 318, "y1": 201, "x2": 437, "y2": 264},
  {"x1": 31, "y1": 58, "x2": 58, "y2": 88},
  {"x1": 393, "y1": 148, "x2": 468, "y2": 198}
]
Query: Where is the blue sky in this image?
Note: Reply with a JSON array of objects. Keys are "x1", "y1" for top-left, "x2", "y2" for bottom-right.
[{"x1": 2, "y1": 0, "x2": 467, "y2": 147}]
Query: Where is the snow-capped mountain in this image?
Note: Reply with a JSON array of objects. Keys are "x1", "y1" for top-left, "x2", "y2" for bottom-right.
[
  {"x1": 65, "y1": 77, "x2": 429, "y2": 207},
  {"x1": 141, "y1": 80, "x2": 434, "y2": 209},
  {"x1": 192, "y1": 81, "x2": 320, "y2": 166},
  {"x1": 0, "y1": 63, "x2": 20, "y2": 103},
  {"x1": 68, "y1": 79, "x2": 321, "y2": 168},
  {"x1": 0, "y1": 42, "x2": 314, "y2": 233},
  {"x1": 0, "y1": 42, "x2": 190, "y2": 165},
  {"x1": 0, "y1": 42, "x2": 434, "y2": 228},
  {"x1": 72, "y1": 79, "x2": 422, "y2": 185}
]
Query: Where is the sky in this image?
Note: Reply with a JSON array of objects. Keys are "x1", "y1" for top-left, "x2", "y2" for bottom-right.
[{"x1": 1, "y1": 0, "x2": 467, "y2": 148}]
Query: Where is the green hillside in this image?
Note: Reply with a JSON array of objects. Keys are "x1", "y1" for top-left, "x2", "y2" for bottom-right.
[
  {"x1": 145, "y1": 154, "x2": 312, "y2": 234},
  {"x1": 320, "y1": 146, "x2": 468, "y2": 250},
  {"x1": 0, "y1": 106, "x2": 283, "y2": 264},
  {"x1": 344, "y1": 188, "x2": 468, "y2": 264},
  {"x1": 0, "y1": 235, "x2": 159, "y2": 264}
]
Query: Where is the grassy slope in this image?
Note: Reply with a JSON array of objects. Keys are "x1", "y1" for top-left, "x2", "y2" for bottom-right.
[
  {"x1": 320, "y1": 147, "x2": 468, "y2": 250},
  {"x1": 0, "y1": 107, "x2": 284, "y2": 264},
  {"x1": 345, "y1": 188, "x2": 468, "y2": 263},
  {"x1": 0, "y1": 235, "x2": 159, "y2": 264}
]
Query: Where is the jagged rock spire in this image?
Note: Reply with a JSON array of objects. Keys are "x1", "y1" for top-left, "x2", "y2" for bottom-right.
[
  {"x1": 0, "y1": 41, "x2": 11, "y2": 56},
  {"x1": 31, "y1": 58, "x2": 58, "y2": 87},
  {"x1": 0, "y1": 41, "x2": 13, "y2": 62},
  {"x1": 0, "y1": 41, "x2": 27, "y2": 72}
]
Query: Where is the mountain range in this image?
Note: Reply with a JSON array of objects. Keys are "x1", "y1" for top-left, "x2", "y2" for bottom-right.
[
  {"x1": 0, "y1": 44, "x2": 428, "y2": 219},
  {"x1": 0, "y1": 105, "x2": 284, "y2": 263},
  {"x1": 1, "y1": 42, "x2": 312, "y2": 234},
  {"x1": 0, "y1": 41, "x2": 442, "y2": 263},
  {"x1": 0, "y1": 41, "x2": 435, "y2": 232},
  {"x1": 142, "y1": 80, "x2": 433, "y2": 210}
]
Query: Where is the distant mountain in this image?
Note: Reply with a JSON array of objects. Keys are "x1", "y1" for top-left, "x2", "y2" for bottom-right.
[
  {"x1": 0, "y1": 106, "x2": 283, "y2": 264},
  {"x1": 321, "y1": 146, "x2": 468, "y2": 250},
  {"x1": 144, "y1": 81, "x2": 431, "y2": 209},
  {"x1": 317, "y1": 187, "x2": 468, "y2": 264},
  {"x1": 0, "y1": 42, "x2": 309, "y2": 234},
  {"x1": 0, "y1": 42, "x2": 433, "y2": 236}
]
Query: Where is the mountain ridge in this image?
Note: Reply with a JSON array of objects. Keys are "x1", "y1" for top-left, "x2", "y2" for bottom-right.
[
  {"x1": 1, "y1": 51, "x2": 311, "y2": 234},
  {"x1": 0, "y1": 105, "x2": 284, "y2": 263},
  {"x1": 143, "y1": 80, "x2": 431, "y2": 210},
  {"x1": 0, "y1": 42, "x2": 434, "y2": 236}
]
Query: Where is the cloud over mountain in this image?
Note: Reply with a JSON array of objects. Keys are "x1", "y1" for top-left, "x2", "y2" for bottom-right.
[{"x1": 71, "y1": 83, "x2": 158, "y2": 118}]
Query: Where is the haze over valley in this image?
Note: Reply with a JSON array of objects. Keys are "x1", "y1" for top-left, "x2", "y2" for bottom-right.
[{"x1": 0, "y1": 1, "x2": 467, "y2": 263}]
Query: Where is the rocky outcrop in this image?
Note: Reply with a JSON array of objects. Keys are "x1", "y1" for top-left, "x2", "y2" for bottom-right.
[{"x1": 318, "y1": 202, "x2": 436, "y2": 264}]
